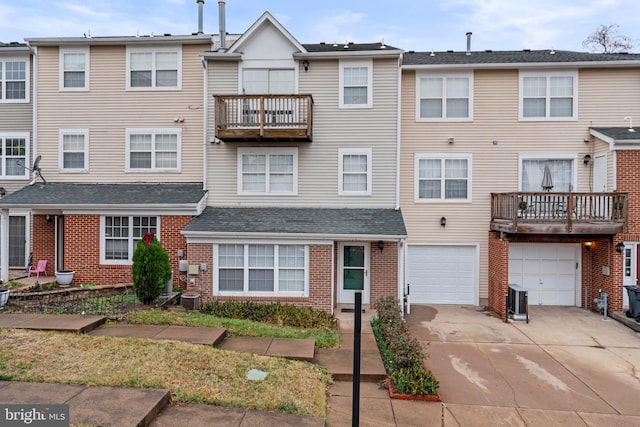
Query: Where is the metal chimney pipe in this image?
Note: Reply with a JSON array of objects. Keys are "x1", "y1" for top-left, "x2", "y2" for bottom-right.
[
  {"x1": 218, "y1": 0, "x2": 226, "y2": 51},
  {"x1": 197, "y1": 0, "x2": 204, "y2": 35},
  {"x1": 466, "y1": 32, "x2": 472, "y2": 55}
]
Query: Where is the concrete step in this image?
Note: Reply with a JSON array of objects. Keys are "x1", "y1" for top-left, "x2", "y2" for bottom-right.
[
  {"x1": 314, "y1": 347, "x2": 387, "y2": 383},
  {"x1": 0, "y1": 381, "x2": 170, "y2": 427},
  {"x1": 612, "y1": 310, "x2": 640, "y2": 332},
  {"x1": 0, "y1": 313, "x2": 107, "y2": 333},
  {"x1": 89, "y1": 324, "x2": 227, "y2": 346},
  {"x1": 217, "y1": 336, "x2": 316, "y2": 362}
]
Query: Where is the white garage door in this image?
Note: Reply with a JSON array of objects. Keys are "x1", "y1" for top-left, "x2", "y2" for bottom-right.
[
  {"x1": 406, "y1": 245, "x2": 477, "y2": 304},
  {"x1": 509, "y1": 243, "x2": 579, "y2": 306}
]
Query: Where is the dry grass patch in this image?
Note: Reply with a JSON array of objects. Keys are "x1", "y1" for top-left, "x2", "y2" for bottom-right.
[{"x1": 0, "y1": 329, "x2": 330, "y2": 417}]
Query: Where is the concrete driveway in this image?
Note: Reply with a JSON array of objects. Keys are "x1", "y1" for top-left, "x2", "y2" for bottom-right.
[{"x1": 405, "y1": 305, "x2": 640, "y2": 426}]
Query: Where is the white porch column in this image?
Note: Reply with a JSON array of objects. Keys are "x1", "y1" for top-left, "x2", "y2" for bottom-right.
[{"x1": 1, "y1": 209, "x2": 9, "y2": 282}]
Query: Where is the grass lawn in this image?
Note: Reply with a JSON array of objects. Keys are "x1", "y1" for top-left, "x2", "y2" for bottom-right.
[
  {"x1": 0, "y1": 329, "x2": 330, "y2": 418},
  {"x1": 125, "y1": 309, "x2": 340, "y2": 348}
]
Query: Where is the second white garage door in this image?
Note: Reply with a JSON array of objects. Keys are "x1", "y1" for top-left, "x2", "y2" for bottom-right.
[
  {"x1": 508, "y1": 243, "x2": 579, "y2": 306},
  {"x1": 406, "y1": 245, "x2": 477, "y2": 305}
]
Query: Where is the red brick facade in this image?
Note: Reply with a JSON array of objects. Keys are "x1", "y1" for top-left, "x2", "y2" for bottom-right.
[
  {"x1": 32, "y1": 214, "x2": 191, "y2": 286},
  {"x1": 184, "y1": 241, "x2": 399, "y2": 314}
]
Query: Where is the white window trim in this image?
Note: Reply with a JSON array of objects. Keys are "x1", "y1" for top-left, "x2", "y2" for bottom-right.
[
  {"x1": 237, "y1": 147, "x2": 298, "y2": 195},
  {"x1": 125, "y1": 128, "x2": 182, "y2": 173},
  {"x1": 125, "y1": 45, "x2": 182, "y2": 91},
  {"x1": 338, "y1": 147, "x2": 372, "y2": 196},
  {"x1": 59, "y1": 46, "x2": 90, "y2": 91},
  {"x1": 58, "y1": 129, "x2": 89, "y2": 173},
  {"x1": 519, "y1": 70, "x2": 578, "y2": 121},
  {"x1": 0, "y1": 56, "x2": 30, "y2": 103},
  {"x1": 415, "y1": 71, "x2": 474, "y2": 122},
  {"x1": 99, "y1": 215, "x2": 161, "y2": 265},
  {"x1": 213, "y1": 243, "x2": 309, "y2": 297},
  {"x1": 414, "y1": 152, "x2": 472, "y2": 203},
  {"x1": 518, "y1": 153, "x2": 578, "y2": 191},
  {"x1": 0, "y1": 132, "x2": 29, "y2": 179},
  {"x1": 339, "y1": 59, "x2": 373, "y2": 109}
]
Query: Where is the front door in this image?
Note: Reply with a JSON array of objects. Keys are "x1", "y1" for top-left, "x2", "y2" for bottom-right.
[
  {"x1": 339, "y1": 242, "x2": 369, "y2": 304},
  {"x1": 622, "y1": 243, "x2": 640, "y2": 308}
]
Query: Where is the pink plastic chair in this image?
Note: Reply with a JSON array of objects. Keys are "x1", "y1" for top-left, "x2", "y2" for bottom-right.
[{"x1": 28, "y1": 260, "x2": 48, "y2": 278}]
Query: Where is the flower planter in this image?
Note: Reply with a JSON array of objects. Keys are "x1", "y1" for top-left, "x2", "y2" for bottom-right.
[
  {"x1": 0, "y1": 289, "x2": 9, "y2": 308},
  {"x1": 55, "y1": 270, "x2": 75, "y2": 287},
  {"x1": 386, "y1": 378, "x2": 441, "y2": 402}
]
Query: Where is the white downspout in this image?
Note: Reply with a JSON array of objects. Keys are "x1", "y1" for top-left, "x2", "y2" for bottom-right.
[
  {"x1": 1, "y1": 209, "x2": 8, "y2": 282},
  {"x1": 202, "y1": 56, "x2": 208, "y2": 191},
  {"x1": 395, "y1": 54, "x2": 402, "y2": 210}
]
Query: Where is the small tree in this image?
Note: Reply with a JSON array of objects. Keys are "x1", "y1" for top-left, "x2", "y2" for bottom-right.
[
  {"x1": 132, "y1": 233, "x2": 172, "y2": 304},
  {"x1": 583, "y1": 24, "x2": 636, "y2": 53}
]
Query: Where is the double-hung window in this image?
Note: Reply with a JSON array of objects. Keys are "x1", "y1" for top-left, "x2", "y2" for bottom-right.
[
  {"x1": 0, "y1": 58, "x2": 28, "y2": 102},
  {"x1": 127, "y1": 46, "x2": 181, "y2": 90},
  {"x1": 238, "y1": 148, "x2": 297, "y2": 195},
  {"x1": 415, "y1": 153, "x2": 472, "y2": 202},
  {"x1": 339, "y1": 59, "x2": 372, "y2": 108},
  {"x1": 338, "y1": 148, "x2": 372, "y2": 196},
  {"x1": 417, "y1": 72, "x2": 472, "y2": 120},
  {"x1": 59, "y1": 129, "x2": 89, "y2": 172},
  {"x1": 520, "y1": 71, "x2": 577, "y2": 120},
  {"x1": 217, "y1": 244, "x2": 308, "y2": 296},
  {"x1": 101, "y1": 215, "x2": 158, "y2": 263},
  {"x1": 0, "y1": 133, "x2": 28, "y2": 179},
  {"x1": 60, "y1": 47, "x2": 89, "y2": 90},
  {"x1": 126, "y1": 129, "x2": 181, "y2": 172}
]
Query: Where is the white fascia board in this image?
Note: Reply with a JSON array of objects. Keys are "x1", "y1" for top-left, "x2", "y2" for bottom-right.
[
  {"x1": 403, "y1": 60, "x2": 640, "y2": 70},
  {"x1": 182, "y1": 231, "x2": 408, "y2": 241}
]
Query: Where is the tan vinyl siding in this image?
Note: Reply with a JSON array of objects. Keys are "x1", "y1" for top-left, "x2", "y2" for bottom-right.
[
  {"x1": 206, "y1": 57, "x2": 399, "y2": 208},
  {"x1": 400, "y1": 66, "x2": 640, "y2": 300},
  {"x1": 35, "y1": 44, "x2": 207, "y2": 182}
]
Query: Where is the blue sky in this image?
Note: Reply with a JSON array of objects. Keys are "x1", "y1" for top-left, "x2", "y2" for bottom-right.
[{"x1": 1, "y1": 0, "x2": 638, "y2": 52}]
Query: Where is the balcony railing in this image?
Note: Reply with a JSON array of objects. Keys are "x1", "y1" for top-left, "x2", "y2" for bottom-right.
[
  {"x1": 214, "y1": 94, "x2": 313, "y2": 142},
  {"x1": 491, "y1": 192, "x2": 628, "y2": 234}
]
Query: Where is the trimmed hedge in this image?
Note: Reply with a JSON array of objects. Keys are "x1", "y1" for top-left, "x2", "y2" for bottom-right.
[
  {"x1": 200, "y1": 300, "x2": 336, "y2": 330},
  {"x1": 372, "y1": 296, "x2": 439, "y2": 396}
]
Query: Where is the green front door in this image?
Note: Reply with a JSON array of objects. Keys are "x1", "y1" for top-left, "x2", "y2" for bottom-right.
[{"x1": 340, "y1": 243, "x2": 369, "y2": 303}]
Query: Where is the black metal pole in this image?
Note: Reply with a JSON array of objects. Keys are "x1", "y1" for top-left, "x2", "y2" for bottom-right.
[{"x1": 352, "y1": 291, "x2": 362, "y2": 427}]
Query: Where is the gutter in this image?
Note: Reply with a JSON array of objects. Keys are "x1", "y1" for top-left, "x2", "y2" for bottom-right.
[
  {"x1": 202, "y1": 56, "x2": 208, "y2": 191},
  {"x1": 395, "y1": 53, "x2": 402, "y2": 210}
]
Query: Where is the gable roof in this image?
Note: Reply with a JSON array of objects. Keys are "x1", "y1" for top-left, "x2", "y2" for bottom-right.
[
  {"x1": 0, "y1": 182, "x2": 207, "y2": 214},
  {"x1": 403, "y1": 49, "x2": 640, "y2": 69},
  {"x1": 226, "y1": 11, "x2": 306, "y2": 54},
  {"x1": 183, "y1": 207, "x2": 407, "y2": 239}
]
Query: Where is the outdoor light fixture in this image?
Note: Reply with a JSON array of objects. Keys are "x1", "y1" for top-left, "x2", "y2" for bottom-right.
[
  {"x1": 302, "y1": 59, "x2": 310, "y2": 71},
  {"x1": 584, "y1": 241, "x2": 594, "y2": 248},
  {"x1": 377, "y1": 240, "x2": 384, "y2": 252},
  {"x1": 616, "y1": 242, "x2": 625, "y2": 253},
  {"x1": 0, "y1": 187, "x2": 5, "y2": 198},
  {"x1": 440, "y1": 216, "x2": 447, "y2": 227},
  {"x1": 447, "y1": 137, "x2": 455, "y2": 144},
  {"x1": 583, "y1": 154, "x2": 591, "y2": 165}
]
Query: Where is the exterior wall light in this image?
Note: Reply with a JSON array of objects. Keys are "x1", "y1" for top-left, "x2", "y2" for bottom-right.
[{"x1": 440, "y1": 217, "x2": 447, "y2": 227}]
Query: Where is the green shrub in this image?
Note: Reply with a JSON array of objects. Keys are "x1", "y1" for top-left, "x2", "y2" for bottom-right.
[
  {"x1": 200, "y1": 300, "x2": 335, "y2": 329},
  {"x1": 372, "y1": 296, "x2": 439, "y2": 397},
  {"x1": 131, "y1": 234, "x2": 171, "y2": 305}
]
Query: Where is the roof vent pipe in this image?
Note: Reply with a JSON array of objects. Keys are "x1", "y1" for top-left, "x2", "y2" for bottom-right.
[
  {"x1": 197, "y1": 0, "x2": 204, "y2": 35},
  {"x1": 466, "y1": 32, "x2": 472, "y2": 55},
  {"x1": 218, "y1": 0, "x2": 227, "y2": 52}
]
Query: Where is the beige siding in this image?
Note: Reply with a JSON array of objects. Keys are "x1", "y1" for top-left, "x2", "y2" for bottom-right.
[
  {"x1": 35, "y1": 44, "x2": 207, "y2": 182},
  {"x1": 400, "y1": 67, "x2": 640, "y2": 300},
  {"x1": 206, "y1": 57, "x2": 399, "y2": 208}
]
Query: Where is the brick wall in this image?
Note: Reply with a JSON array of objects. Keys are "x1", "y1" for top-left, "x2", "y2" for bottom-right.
[
  {"x1": 488, "y1": 231, "x2": 509, "y2": 317},
  {"x1": 184, "y1": 240, "x2": 400, "y2": 314},
  {"x1": 54, "y1": 214, "x2": 191, "y2": 286},
  {"x1": 31, "y1": 215, "x2": 56, "y2": 273},
  {"x1": 617, "y1": 151, "x2": 640, "y2": 234}
]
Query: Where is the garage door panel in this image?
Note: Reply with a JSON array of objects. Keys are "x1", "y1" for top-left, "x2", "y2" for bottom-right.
[
  {"x1": 407, "y1": 245, "x2": 476, "y2": 305},
  {"x1": 509, "y1": 243, "x2": 578, "y2": 307}
]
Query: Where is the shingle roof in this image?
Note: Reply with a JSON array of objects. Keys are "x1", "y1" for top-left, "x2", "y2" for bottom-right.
[
  {"x1": 303, "y1": 42, "x2": 401, "y2": 53},
  {"x1": 590, "y1": 127, "x2": 640, "y2": 142},
  {"x1": 0, "y1": 182, "x2": 206, "y2": 209},
  {"x1": 183, "y1": 207, "x2": 407, "y2": 238},
  {"x1": 403, "y1": 49, "x2": 640, "y2": 66}
]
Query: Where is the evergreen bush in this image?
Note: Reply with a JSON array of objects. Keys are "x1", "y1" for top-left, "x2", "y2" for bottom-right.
[{"x1": 131, "y1": 233, "x2": 172, "y2": 304}]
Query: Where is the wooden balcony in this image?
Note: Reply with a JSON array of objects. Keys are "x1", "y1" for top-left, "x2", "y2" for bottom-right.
[
  {"x1": 214, "y1": 94, "x2": 313, "y2": 142},
  {"x1": 491, "y1": 192, "x2": 628, "y2": 234}
]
